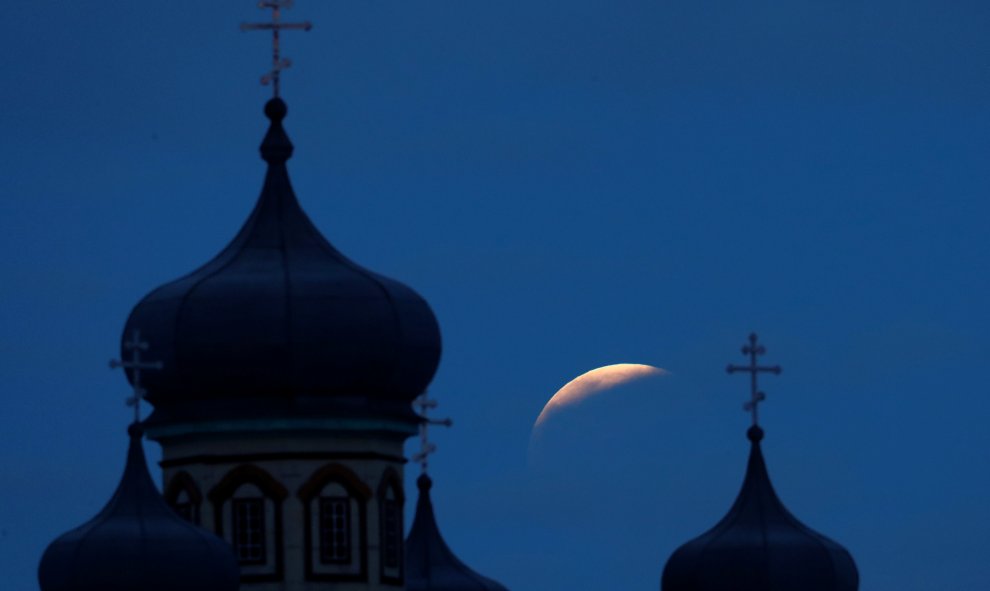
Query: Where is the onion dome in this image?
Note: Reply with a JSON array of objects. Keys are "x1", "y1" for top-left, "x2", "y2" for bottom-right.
[
  {"x1": 38, "y1": 424, "x2": 239, "y2": 591},
  {"x1": 122, "y1": 98, "x2": 441, "y2": 428},
  {"x1": 406, "y1": 474, "x2": 509, "y2": 591},
  {"x1": 661, "y1": 426, "x2": 859, "y2": 591}
]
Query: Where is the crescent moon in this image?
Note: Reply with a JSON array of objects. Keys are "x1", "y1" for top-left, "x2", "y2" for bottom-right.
[{"x1": 533, "y1": 363, "x2": 668, "y2": 431}]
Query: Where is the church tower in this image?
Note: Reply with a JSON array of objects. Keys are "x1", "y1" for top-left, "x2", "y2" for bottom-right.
[{"x1": 118, "y1": 7, "x2": 442, "y2": 588}]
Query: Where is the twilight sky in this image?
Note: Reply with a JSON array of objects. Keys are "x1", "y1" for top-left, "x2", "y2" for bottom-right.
[{"x1": 3, "y1": 1, "x2": 990, "y2": 589}]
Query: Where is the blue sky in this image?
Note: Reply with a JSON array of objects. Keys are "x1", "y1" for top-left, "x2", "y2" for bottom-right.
[{"x1": 3, "y1": 1, "x2": 990, "y2": 589}]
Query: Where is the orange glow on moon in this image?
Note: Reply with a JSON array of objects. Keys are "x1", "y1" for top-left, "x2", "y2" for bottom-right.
[{"x1": 533, "y1": 363, "x2": 668, "y2": 430}]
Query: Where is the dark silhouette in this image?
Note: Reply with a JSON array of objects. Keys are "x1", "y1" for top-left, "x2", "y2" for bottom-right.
[
  {"x1": 405, "y1": 474, "x2": 509, "y2": 591},
  {"x1": 38, "y1": 424, "x2": 240, "y2": 591},
  {"x1": 121, "y1": 98, "x2": 441, "y2": 431},
  {"x1": 661, "y1": 335, "x2": 858, "y2": 591}
]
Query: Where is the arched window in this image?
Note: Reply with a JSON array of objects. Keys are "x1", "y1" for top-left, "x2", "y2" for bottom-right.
[
  {"x1": 377, "y1": 467, "x2": 405, "y2": 585},
  {"x1": 164, "y1": 471, "x2": 202, "y2": 525},
  {"x1": 298, "y1": 463, "x2": 372, "y2": 582},
  {"x1": 208, "y1": 465, "x2": 288, "y2": 583}
]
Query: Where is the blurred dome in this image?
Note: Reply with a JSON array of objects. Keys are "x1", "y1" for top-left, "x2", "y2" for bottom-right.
[{"x1": 38, "y1": 425, "x2": 240, "y2": 591}]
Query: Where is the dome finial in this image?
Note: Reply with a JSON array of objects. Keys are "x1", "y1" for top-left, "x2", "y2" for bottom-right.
[
  {"x1": 260, "y1": 97, "x2": 293, "y2": 162},
  {"x1": 412, "y1": 393, "x2": 452, "y2": 475},
  {"x1": 109, "y1": 329, "x2": 163, "y2": 425},
  {"x1": 726, "y1": 332, "x2": 781, "y2": 430},
  {"x1": 240, "y1": 0, "x2": 313, "y2": 98}
]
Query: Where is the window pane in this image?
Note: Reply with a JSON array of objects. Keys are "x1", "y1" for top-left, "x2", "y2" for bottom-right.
[
  {"x1": 231, "y1": 498, "x2": 266, "y2": 565},
  {"x1": 319, "y1": 496, "x2": 352, "y2": 564}
]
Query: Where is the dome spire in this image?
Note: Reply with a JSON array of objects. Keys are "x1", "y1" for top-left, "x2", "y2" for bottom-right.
[
  {"x1": 240, "y1": 0, "x2": 312, "y2": 98},
  {"x1": 405, "y1": 399, "x2": 508, "y2": 591}
]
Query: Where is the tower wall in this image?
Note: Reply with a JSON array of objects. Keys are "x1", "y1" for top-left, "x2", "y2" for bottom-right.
[{"x1": 152, "y1": 425, "x2": 410, "y2": 591}]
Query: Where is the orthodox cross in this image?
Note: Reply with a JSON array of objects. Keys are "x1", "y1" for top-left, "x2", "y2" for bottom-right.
[
  {"x1": 726, "y1": 333, "x2": 781, "y2": 427},
  {"x1": 412, "y1": 394, "x2": 453, "y2": 474},
  {"x1": 109, "y1": 330, "x2": 163, "y2": 424},
  {"x1": 241, "y1": 0, "x2": 313, "y2": 98}
]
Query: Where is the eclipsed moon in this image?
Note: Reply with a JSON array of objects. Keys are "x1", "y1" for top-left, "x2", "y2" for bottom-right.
[{"x1": 532, "y1": 363, "x2": 668, "y2": 432}]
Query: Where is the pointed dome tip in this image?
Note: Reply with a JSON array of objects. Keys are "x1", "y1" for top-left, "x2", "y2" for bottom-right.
[
  {"x1": 127, "y1": 422, "x2": 144, "y2": 439},
  {"x1": 417, "y1": 473, "x2": 433, "y2": 491},
  {"x1": 265, "y1": 97, "x2": 287, "y2": 122},
  {"x1": 260, "y1": 97, "x2": 293, "y2": 162},
  {"x1": 747, "y1": 425, "x2": 764, "y2": 442}
]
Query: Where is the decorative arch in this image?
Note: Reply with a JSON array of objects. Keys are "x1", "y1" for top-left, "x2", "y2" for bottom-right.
[
  {"x1": 208, "y1": 464, "x2": 288, "y2": 583},
  {"x1": 297, "y1": 463, "x2": 371, "y2": 582},
  {"x1": 377, "y1": 466, "x2": 405, "y2": 585},
  {"x1": 298, "y1": 463, "x2": 372, "y2": 502},
  {"x1": 208, "y1": 464, "x2": 289, "y2": 505},
  {"x1": 164, "y1": 471, "x2": 202, "y2": 525}
]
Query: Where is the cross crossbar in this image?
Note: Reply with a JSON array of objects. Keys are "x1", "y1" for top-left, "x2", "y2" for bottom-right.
[
  {"x1": 109, "y1": 329, "x2": 163, "y2": 424},
  {"x1": 241, "y1": 0, "x2": 312, "y2": 97},
  {"x1": 726, "y1": 333, "x2": 781, "y2": 427},
  {"x1": 412, "y1": 394, "x2": 452, "y2": 474}
]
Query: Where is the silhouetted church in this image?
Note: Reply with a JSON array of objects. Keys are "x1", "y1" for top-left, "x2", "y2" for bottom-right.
[
  {"x1": 37, "y1": 5, "x2": 857, "y2": 591},
  {"x1": 38, "y1": 92, "x2": 509, "y2": 591}
]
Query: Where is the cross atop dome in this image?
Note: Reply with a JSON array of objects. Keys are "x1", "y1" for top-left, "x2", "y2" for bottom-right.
[
  {"x1": 241, "y1": 0, "x2": 313, "y2": 97},
  {"x1": 110, "y1": 329, "x2": 163, "y2": 424},
  {"x1": 412, "y1": 394, "x2": 452, "y2": 474},
  {"x1": 726, "y1": 332, "x2": 781, "y2": 428},
  {"x1": 406, "y1": 394, "x2": 509, "y2": 591},
  {"x1": 663, "y1": 334, "x2": 857, "y2": 591}
]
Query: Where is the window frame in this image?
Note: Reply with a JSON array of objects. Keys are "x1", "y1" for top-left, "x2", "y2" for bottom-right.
[
  {"x1": 207, "y1": 464, "x2": 288, "y2": 584},
  {"x1": 377, "y1": 467, "x2": 405, "y2": 586},
  {"x1": 164, "y1": 471, "x2": 202, "y2": 525},
  {"x1": 231, "y1": 497, "x2": 268, "y2": 565},
  {"x1": 297, "y1": 463, "x2": 372, "y2": 583},
  {"x1": 318, "y1": 495, "x2": 353, "y2": 565}
]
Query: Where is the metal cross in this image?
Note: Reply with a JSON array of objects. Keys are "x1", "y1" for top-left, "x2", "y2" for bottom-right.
[
  {"x1": 726, "y1": 333, "x2": 781, "y2": 427},
  {"x1": 412, "y1": 394, "x2": 452, "y2": 474},
  {"x1": 241, "y1": 0, "x2": 313, "y2": 98},
  {"x1": 109, "y1": 329, "x2": 163, "y2": 424}
]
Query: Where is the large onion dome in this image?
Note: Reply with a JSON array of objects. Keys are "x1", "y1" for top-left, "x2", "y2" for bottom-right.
[
  {"x1": 406, "y1": 474, "x2": 509, "y2": 591},
  {"x1": 661, "y1": 426, "x2": 859, "y2": 591},
  {"x1": 38, "y1": 424, "x2": 239, "y2": 591},
  {"x1": 122, "y1": 99, "x2": 441, "y2": 428}
]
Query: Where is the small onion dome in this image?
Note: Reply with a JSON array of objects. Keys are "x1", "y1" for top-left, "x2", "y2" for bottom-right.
[
  {"x1": 406, "y1": 474, "x2": 509, "y2": 591},
  {"x1": 661, "y1": 426, "x2": 858, "y2": 591},
  {"x1": 122, "y1": 98, "x2": 441, "y2": 427},
  {"x1": 38, "y1": 424, "x2": 239, "y2": 591}
]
